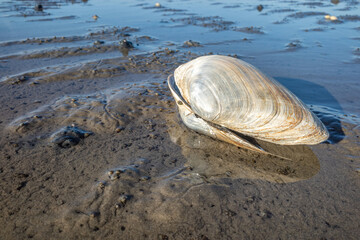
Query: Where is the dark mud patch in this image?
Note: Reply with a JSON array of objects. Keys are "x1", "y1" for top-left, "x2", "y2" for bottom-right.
[
  {"x1": 267, "y1": 8, "x2": 296, "y2": 14},
  {"x1": 205, "y1": 39, "x2": 253, "y2": 46},
  {"x1": 303, "y1": 27, "x2": 327, "y2": 32},
  {"x1": 210, "y1": 2, "x2": 223, "y2": 6},
  {"x1": 168, "y1": 15, "x2": 265, "y2": 35},
  {"x1": 297, "y1": 2, "x2": 331, "y2": 8},
  {"x1": 182, "y1": 40, "x2": 202, "y2": 48},
  {"x1": 287, "y1": 11, "x2": 328, "y2": 18},
  {"x1": 223, "y1": 4, "x2": 242, "y2": 9},
  {"x1": 232, "y1": 26, "x2": 264, "y2": 34},
  {"x1": 285, "y1": 40, "x2": 303, "y2": 51},
  {"x1": 155, "y1": 7, "x2": 187, "y2": 14},
  {"x1": 26, "y1": 15, "x2": 77, "y2": 22},
  {"x1": 0, "y1": 26, "x2": 139, "y2": 47},
  {"x1": 317, "y1": 18, "x2": 344, "y2": 25},
  {"x1": 169, "y1": 16, "x2": 234, "y2": 31},
  {"x1": 0, "y1": 0, "x2": 85, "y2": 17},
  {"x1": 275, "y1": 11, "x2": 328, "y2": 24},
  {"x1": 338, "y1": 14, "x2": 360, "y2": 21},
  {"x1": 353, "y1": 48, "x2": 360, "y2": 56}
]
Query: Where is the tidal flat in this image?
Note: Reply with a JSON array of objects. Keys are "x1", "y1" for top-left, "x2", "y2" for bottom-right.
[{"x1": 0, "y1": 0, "x2": 359, "y2": 239}]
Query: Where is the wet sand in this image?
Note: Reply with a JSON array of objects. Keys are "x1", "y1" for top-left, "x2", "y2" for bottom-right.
[{"x1": 0, "y1": 0, "x2": 359, "y2": 239}]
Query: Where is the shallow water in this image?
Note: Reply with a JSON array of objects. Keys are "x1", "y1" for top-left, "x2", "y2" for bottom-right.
[
  {"x1": 1, "y1": 0, "x2": 359, "y2": 113},
  {"x1": 0, "y1": 0, "x2": 359, "y2": 239}
]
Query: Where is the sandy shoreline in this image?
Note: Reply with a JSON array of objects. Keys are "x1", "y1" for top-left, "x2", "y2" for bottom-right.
[
  {"x1": 1, "y1": 0, "x2": 359, "y2": 239},
  {"x1": 0, "y1": 50, "x2": 359, "y2": 239}
]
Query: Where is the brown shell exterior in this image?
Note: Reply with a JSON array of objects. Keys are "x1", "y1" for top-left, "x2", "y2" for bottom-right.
[{"x1": 173, "y1": 55, "x2": 329, "y2": 145}]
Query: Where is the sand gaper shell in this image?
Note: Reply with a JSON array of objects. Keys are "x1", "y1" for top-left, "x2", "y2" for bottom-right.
[{"x1": 168, "y1": 55, "x2": 329, "y2": 153}]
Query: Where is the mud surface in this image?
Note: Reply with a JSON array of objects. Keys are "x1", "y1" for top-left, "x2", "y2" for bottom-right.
[{"x1": 0, "y1": 0, "x2": 359, "y2": 239}]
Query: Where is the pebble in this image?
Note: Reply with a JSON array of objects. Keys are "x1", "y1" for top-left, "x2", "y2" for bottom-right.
[
  {"x1": 116, "y1": 126, "x2": 125, "y2": 133},
  {"x1": 34, "y1": 4, "x2": 43, "y2": 11},
  {"x1": 94, "y1": 40, "x2": 104, "y2": 45},
  {"x1": 92, "y1": 15, "x2": 99, "y2": 20},
  {"x1": 110, "y1": 175, "x2": 119, "y2": 181},
  {"x1": 183, "y1": 40, "x2": 201, "y2": 47},
  {"x1": 120, "y1": 39, "x2": 134, "y2": 49},
  {"x1": 257, "y1": 5, "x2": 263, "y2": 12},
  {"x1": 139, "y1": 176, "x2": 151, "y2": 181},
  {"x1": 98, "y1": 181, "x2": 106, "y2": 189},
  {"x1": 89, "y1": 211, "x2": 100, "y2": 218},
  {"x1": 155, "y1": 3, "x2": 161, "y2": 8}
]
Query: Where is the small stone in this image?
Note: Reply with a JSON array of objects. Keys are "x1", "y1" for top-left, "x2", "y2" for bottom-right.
[
  {"x1": 89, "y1": 211, "x2": 99, "y2": 218},
  {"x1": 257, "y1": 4, "x2": 263, "y2": 12},
  {"x1": 20, "y1": 122, "x2": 29, "y2": 127},
  {"x1": 139, "y1": 176, "x2": 151, "y2": 181},
  {"x1": 119, "y1": 194, "x2": 128, "y2": 204},
  {"x1": 120, "y1": 39, "x2": 134, "y2": 49},
  {"x1": 330, "y1": 16, "x2": 338, "y2": 21},
  {"x1": 98, "y1": 182, "x2": 105, "y2": 189},
  {"x1": 34, "y1": 4, "x2": 43, "y2": 11},
  {"x1": 183, "y1": 40, "x2": 201, "y2": 47},
  {"x1": 324, "y1": 15, "x2": 331, "y2": 19},
  {"x1": 92, "y1": 15, "x2": 99, "y2": 20},
  {"x1": 108, "y1": 170, "x2": 114, "y2": 176},
  {"x1": 110, "y1": 175, "x2": 119, "y2": 181},
  {"x1": 155, "y1": 2, "x2": 161, "y2": 8},
  {"x1": 19, "y1": 75, "x2": 27, "y2": 82},
  {"x1": 116, "y1": 126, "x2": 125, "y2": 133},
  {"x1": 94, "y1": 40, "x2": 104, "y2": 45}
]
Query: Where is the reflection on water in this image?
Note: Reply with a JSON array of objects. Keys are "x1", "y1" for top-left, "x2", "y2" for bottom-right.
[{"x1": 167, "y1": 114, "x2": 320, "y2": 183}]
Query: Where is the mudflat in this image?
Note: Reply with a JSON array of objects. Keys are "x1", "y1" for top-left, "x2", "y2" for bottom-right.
[{"x1": 0, "y1": 0, "x2": 359, "y2": 239}]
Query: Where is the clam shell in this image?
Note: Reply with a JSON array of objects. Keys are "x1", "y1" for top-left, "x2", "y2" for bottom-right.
[{"x1": 170, "y1": 55, "x2": 329, "y2": 146}]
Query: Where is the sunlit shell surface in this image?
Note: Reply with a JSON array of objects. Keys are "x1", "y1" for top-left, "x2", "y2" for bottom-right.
[{"x1": 168, "y1": 55, "x2": 329, "y2": 152}]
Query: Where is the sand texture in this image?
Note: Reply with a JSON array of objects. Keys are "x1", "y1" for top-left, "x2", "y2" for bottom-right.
[{"x1": 0, "y1": 0, "x2": 359, "y2": 239}]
